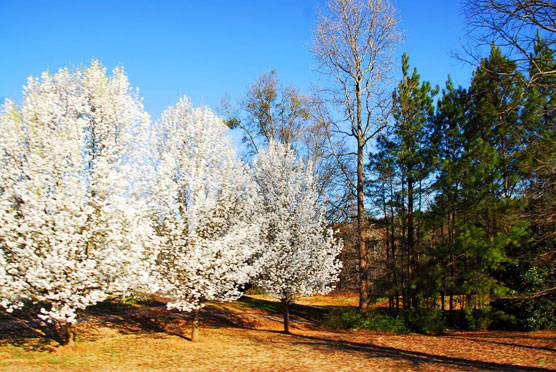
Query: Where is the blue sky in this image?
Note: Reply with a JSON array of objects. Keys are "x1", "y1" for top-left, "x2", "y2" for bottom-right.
[{"x1": 0, "y1": 1, "x2": 474, "y2": 121}]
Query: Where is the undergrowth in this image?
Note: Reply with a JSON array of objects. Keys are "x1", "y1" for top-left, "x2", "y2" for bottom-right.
[
  {"x1": 322, "y1": 306, "x2": 526, "y2": 333},
  {"x1": 324, "y1": 307, "x2": 446, "y2": 334}
]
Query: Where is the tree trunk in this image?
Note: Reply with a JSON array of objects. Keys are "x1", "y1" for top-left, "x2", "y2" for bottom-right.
[
  {"x1": 66, "y1": 323, "x2": 75, "y2": 347},
  {"x1": 281, "y1": 298, "x2": 291, "y2": 333},
  {"x1": 45, "y1": 320, "x2": 75, "y2": 347},
  {"x1": 191, "y1": 308, "x2": 199, "y2": 342},
  {"x1": 407, "y1": 176, "x2": 415, "y2": 309},
  {"x1": 441, "y1": 291, "x2": 445, "y2": 312},
  {"x1": 356, "y1": 81, "x2": 369, "y2": 312},
  {"x1": 449, "y1": 293, "x2": 454, "y2": 325}
]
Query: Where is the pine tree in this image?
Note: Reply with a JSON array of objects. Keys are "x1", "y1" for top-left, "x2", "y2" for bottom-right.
[
  {"x1": 368, "y1": 53, "x2": 436, "y2": 309},
  {"x1": 429, "y1": 77, "x2": 470, "y2": 316},
  {"x1": 506, "y1": 34, "x2": 556, "y2": 329},
  {"x1": 457, "y1": 45, "x2": 528, "y2": 310}
]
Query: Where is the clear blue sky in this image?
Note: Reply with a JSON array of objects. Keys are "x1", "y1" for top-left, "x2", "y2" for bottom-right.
[{"x1": 0, "y1": 1, "x2": 473, "y2": 121}]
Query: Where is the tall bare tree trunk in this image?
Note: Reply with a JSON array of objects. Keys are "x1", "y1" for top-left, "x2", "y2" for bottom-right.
[
  {"x1": 312, "y1": 0, "x2": 401, "y2": 313},
  {"x1": 357, "y1": 154, "x2": 369, "y2": 311},
  {"x1": 357, "y1": 81, "x2": 370, "y2": 312}
]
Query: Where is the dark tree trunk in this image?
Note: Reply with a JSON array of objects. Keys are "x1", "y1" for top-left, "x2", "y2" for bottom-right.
[
  {"x1": 43, "y1": 320, "x2": 75, "y2": 346},
  {"x1": 281, "y1": 298, "x2": 291, "y2": 333}
]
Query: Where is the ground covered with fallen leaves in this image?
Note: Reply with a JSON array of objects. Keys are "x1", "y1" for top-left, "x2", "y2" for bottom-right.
[{"x1": 0, "y1": 295, "x2": 555, "y2": 372}]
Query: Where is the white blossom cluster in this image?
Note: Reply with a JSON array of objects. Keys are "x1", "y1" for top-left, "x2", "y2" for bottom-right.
[
  {"x1": 148, "y1": 97, "x2": 262, "y2": 312},
  {"x1": 0, "y1": 61, "x2": 343, "y2": 329},
  {"x1": 0, "y1": 61, "x2": 155, "y2": 324},
  {"x1": 253, "y1": 142, "x2": 342, "y2": 303}
]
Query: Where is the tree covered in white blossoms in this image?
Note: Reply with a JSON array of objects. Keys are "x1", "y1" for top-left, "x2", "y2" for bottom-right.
[
  {"x1": 149, "y1": 96, "x2": 262, "y2": 342},
  {"x1": 0, "y1": 61, "x2": 155, "y2": 345},
  {"x1": 252, "y1": 141, "x2": 342, "y2": 333}
]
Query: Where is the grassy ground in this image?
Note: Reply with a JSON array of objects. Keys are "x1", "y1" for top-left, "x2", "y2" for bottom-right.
[{"x1": 0, "y1": 295, "x2": 555, "y2": 372}]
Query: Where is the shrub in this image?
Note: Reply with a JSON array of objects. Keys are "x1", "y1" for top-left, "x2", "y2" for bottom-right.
[
  {"x1": 492, "y1": 297, "x2": 556, "y2": 331},
  {"x1": 463, "y1": 308, "x2": 492, "y2": 331},
  {"x1": 323, "y1": 307, "x2": 443, "y2": 333},
  {"x1": 323, "y1": 307, "x2": 369, "y2": 329},
  {"x1": 403, "y1": 308, "x2": 445, "y2": 333},
  {"x1": 367, "y1": 311, "x2": 408, "y2": 333}
]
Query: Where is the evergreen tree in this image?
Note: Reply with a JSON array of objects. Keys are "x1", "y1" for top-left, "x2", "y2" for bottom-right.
[
  {"x1": 458, "y1": 45, "x2": 528, "y2": 310},
  {"x1": 505, "y1": 34, "x2": 556, "y2": 329},
  {"x1": 368, "y1": 53, "x2": 436, "y2": 309},
  {"x1": 428, "y1": 77, "x2": 470, "y2": 316}
]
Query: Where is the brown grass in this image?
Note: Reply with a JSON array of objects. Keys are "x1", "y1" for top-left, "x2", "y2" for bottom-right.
[{"x1": 0, "y1": 296, "x2": 555, "y2": 372}]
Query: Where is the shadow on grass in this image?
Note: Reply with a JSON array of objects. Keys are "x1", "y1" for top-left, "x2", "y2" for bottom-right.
[
  {"x1": 202, "y1": 304, "x2": 258, "y2": 329},
  {"x1": 443, "y1": 334, "x2": 556, "y2": 353},
  {"x1": 0, "y1": 322, "x2": 55, "y2": 352},
  {"x1": 238, "y1": 296, "x2": 329, "y2": 324},
  {"x1": 90, "y1": 301, "x2": 258, "y2": 341},
  {"x1": 0, "y1": 310, "x2": 64, "y2": 351},
  {"x1": 288, "y1": 332, "x2": 555, "y2": 372},
  {"x1": 0, "y1": 297, "x2": 265, "y2": 348}
]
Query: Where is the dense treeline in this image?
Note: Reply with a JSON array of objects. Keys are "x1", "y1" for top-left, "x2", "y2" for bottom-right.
[{"x1": 366, "y1": 36, "x2": 555, "y2": 330}]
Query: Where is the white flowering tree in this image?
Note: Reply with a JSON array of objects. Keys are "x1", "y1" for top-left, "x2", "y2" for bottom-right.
[
  {"x1": 0, "y1": 61, "x2": 154, "y2": 345},
  {"x1": 252, "y1": 141, "x2": 343, "y2": 333},
  {"x1": 150, "y1": 96, "x2": 261, "y2": 342}
]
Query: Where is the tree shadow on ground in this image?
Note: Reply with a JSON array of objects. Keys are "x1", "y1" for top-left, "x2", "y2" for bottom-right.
[
  {"x1": 201, "y1": 305, "x2": 258, "y2": 329},
  {"x1": 0, "y1": 298, "x2": 264, "y2": 348},
  {"x1": 442, "y1": 334, "x2": 556, "y2": 353},
  {"x1": 0, "y1": 322, "x2": 55, "y2": 352},
  {"x1": 288, "y1": 332, "x2": 556, "y2": 372},
  {"x1": 238, "y1": 296, "x2": 329, "y2": 325},
  {"x1": 0, "y1": 311, "x2": 70, "y2": 351},
  {"x1": 89, "y1": 303, "x2": 258, "y2": 341}
]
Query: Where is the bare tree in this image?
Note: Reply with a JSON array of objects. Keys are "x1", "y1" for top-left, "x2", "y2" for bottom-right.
[
  {"x1": 312, "y1": 0, "x2": 401, "y2": 311},
  {"x1": 221, "y1": 71, "x2": 342, "y2": 214},
  {"x1": 463, "y1": 0, "x2": 556, "y2": 83},
  {"x1": 222, "y1": 70, "x2": 310, "y2": 154}
]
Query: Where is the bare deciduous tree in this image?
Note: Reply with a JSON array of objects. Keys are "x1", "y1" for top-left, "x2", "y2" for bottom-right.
[
  {"x1": 463, "y1": 0, "x2": 556, "y2": 83},
  {"x1": 312, "y1": 0, "x2": 401, "y2": 311},
  {"x1": 221, "y1": 71, "x2": 342, "y2": 215},
  {"x1": 222, "y1": 70, "x2": 310, "y2": 154}
]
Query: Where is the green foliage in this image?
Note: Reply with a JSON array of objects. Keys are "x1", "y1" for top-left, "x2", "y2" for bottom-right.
[
  {"x1": 323, "y1": 307, "x2": 445, "y2": 334},
  {"x1": 492, "y1": 297, "x2": 556, "y2": 331},
  {"x1": 463, "y1": 308, "x2": 493, "y2": 331},
  {"x1": 363, "y1": 27, "x2": 556, "y2": 333},
  {"x1": 367, "y1": 52, "x2": 438, "y2": 309},
  {"x1": 402, "y1": 308, "x2": 445, "y2": 333},
  {"x1": 520, "y1": 299, "x2": 556, "y2": 331},
  {"x1": 324, "y1": 307, "x2": 408, "y2": 333}
]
